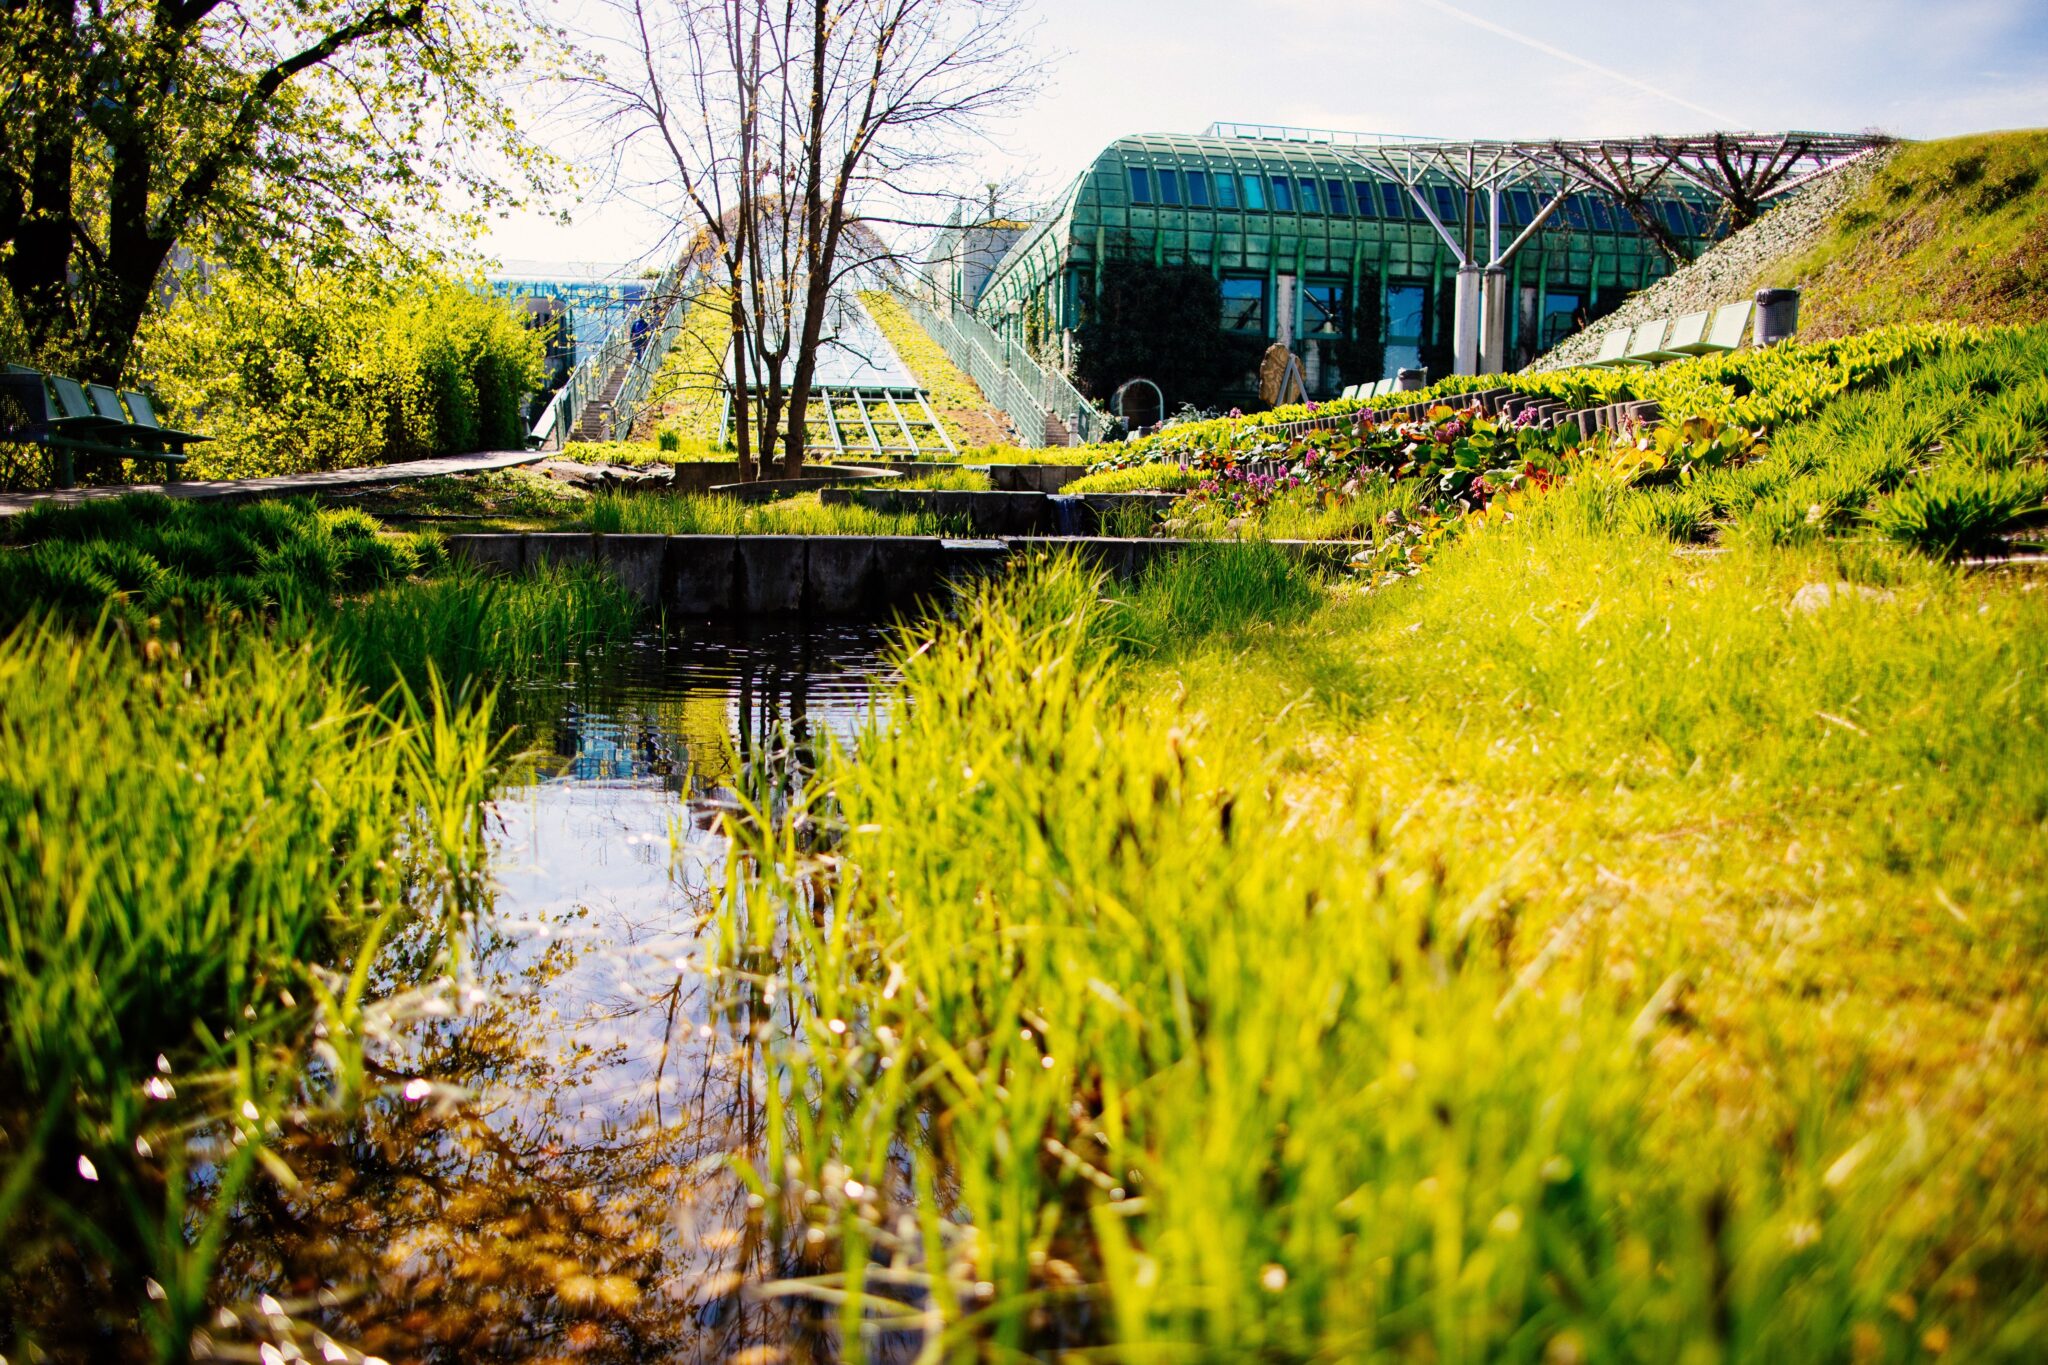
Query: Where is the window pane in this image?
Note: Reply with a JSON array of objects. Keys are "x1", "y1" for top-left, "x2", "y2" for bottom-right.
[
  {"x1": 1304, "y1": 281, "x2": 1347, "y2": 334},
  {"x1": 1541, "y1": 291, "x2": 1584, "y2": 347},
  {"x1": 1269, "y1": 176, "x2": 1294, "y2": 212},
  {"x1": 1510, "y1": 190, "x2": 1535, "y2": 227},
  {"x1": 1215, "y1": 172, "x2": 1238, "y2": 208},
  {"x1": 1385, "y1": 284, "x2": 1427, "y2": 341},
  {"x1": 1297, "y1": 178, "x2": 1320, "y2": 213},
  {"x1": 1158, "y1": 169, "x2": 1181, "y2": 205},
  {"x1": 1355, "y1": 182, "x2": 1379, "y2": 217},
  {"x1": 1326, "y1": 180, "x2": 1349, "y2": 216},
  {"x1": 1220, "y1": 276, "x2": 1267, "y2": 332},
  {"x1": 1187, "y1": 171, "x2": 1210, "y2": 207},
  {"x1": 1432, "y1": 185, "x2": 1460, "y2": 222},
  {"x1": 1379, "y1": 183, "x2": 1406, "y2": 219},
  {"x1": 1587, "y1": 196, "x2": 1613, "y2": 231},
  {"x1": 1563, "y1": 195, "x2": 1589, "y2": 230},
  {"x1": 1241, "y1": 175, "x2": 1266, "y2": 210},
  {"x1": 1128, "y1": 167, "x2": 1152, "y2": 204}
]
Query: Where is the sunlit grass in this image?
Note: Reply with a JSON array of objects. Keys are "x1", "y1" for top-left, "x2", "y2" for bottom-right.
[
  {"x1": 719, "y1": 491, "x2": 2048, "y2": 1357},
  {"x1": 1061, "y1": 461, "x2": 1205, "y2": 494},
  {"x1": 582, "y1": 489, "x2": 957, "y2": 536}
]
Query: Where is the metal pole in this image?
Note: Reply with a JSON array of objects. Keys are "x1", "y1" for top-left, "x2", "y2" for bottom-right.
[
  {"x1": 1453, "y1": 264, "x2": 1482, "y2": 376},
  {"x1": 1481, "y1": 266, "x2": 1509, "y2": 375}
]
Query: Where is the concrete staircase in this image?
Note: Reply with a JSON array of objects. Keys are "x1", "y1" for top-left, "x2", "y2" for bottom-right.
[
  {"x1": 572, "y1": 363, "x2": 632, "y2": 442},
  {"x1": 1043, "y1": 410, "x2": 1076, "y2": 447}
]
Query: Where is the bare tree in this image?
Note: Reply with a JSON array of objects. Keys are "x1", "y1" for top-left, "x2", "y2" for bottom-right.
[{"x1": 580, "y1": 0, "x2": 1041, "y2": 477}]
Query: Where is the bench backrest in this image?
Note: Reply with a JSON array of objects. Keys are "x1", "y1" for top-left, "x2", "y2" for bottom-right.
[
  {"x1": 1664, "y1": 310, "x2": 1710, "y2": 352},
  {"x1": 86, "y1": 383, "x2": 129, "y2": 423},
  {"x1": 1707, "y1": 301, "x2": 1752, "y2": 350},
  {"x1": 1593, "y1": 328, "x2": 1631, "y2": 364},
  {"x1": 124, "y1": 390, "x2": 166, "y2": 430},
  {"x1": 0, "y1": 371, "x2": 55, "y2": 425},
  {"x1": 50, "y1": 375, "x2": 97, "y2": 422},
  {"x1": 1626, "y1": 319, "x2": 1670, "y2": 360}
]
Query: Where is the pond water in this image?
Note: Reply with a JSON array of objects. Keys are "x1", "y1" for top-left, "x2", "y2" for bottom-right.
[{"x1": 209, "y1": 621, "x2": 896, "y2": 1364}]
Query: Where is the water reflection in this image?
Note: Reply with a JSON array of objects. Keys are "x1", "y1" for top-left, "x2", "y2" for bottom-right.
[{"x1": 209, "y1": 621, "x2": 892, "y2": 1364}]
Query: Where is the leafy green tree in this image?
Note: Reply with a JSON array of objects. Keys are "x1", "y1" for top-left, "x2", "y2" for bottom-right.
[
  {"x1": 0, "y1": 0, "x2": 558, "y2": 382},
  {"x1": 134, "y1": 265, "x2": 543, "y2": 478}
]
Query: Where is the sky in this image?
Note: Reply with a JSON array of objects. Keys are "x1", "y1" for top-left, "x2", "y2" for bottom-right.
[{"x1": 481, "y1": 0, "x2": 2048, "y2": 270}]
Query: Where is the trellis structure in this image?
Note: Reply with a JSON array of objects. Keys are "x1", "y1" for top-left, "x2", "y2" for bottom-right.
[
  {"x1": 1323, "y1": 130, "x2": 1890, "y2": 374},
  {"x1": 718, "y1": 382, "x2": 956, "y2": 459}
]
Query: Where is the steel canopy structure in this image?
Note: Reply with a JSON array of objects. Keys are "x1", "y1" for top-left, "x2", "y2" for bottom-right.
[
  {"x1": 1320, "y1": 129, "x2": 1892, "y2": 375},
  {"x1": 959, "y1": 125, "x2": 1890, "y2": 404}
]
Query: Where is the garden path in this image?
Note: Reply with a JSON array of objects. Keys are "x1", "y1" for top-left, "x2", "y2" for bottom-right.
[{"x1": 0, "y1": 448, "x2": 548, "y2": 518}]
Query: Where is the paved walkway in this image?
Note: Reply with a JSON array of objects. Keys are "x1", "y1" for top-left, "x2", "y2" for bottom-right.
[{"x1": 0, "y1": 448, "x2": 548, "y2": 518}]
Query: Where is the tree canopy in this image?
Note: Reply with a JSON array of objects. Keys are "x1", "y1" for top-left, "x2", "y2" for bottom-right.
[{"x1": 0, "y1": 0, "x2": 560, "y2": 381}]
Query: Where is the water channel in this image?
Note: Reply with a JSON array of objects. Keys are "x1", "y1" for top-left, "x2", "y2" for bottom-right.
[{"x1": 210, "y1": 621, "x2": 898, "y2": 1364}]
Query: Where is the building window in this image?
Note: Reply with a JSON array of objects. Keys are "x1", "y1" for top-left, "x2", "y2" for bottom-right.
[
  {"x1": 1353, "y1": 182, "x2": 1378, "y2": 217},
  {"x1": 1509, "y1": 189, "x2": 1536, "y2": 227},
  {"x1": 1384, "y1": 281, "x2": 1428, "y2": 378},
  {"x1": 1268, "y1": 176, "x2": 1294, "y2": 212},
  {"x1": 1187, "y1": 171, "x2": 1211, "y2": 207},
  {"x1": 1587, "y1": 195, "x2": 1613, "y2": 231},
  {"x1": 1220, "y1": 275, "x2": 1267, "y2": 333},
  {"x1": 1158, "y1": 169, "x2": 1182, "y2": 205},
  {"x1": 1240, "y1": 174, "x2": 1267, "y2": 210},
  {"x1": 1379, "y1": 182, "x2": 1407, "y2": 219},
  {"x1": 1432, "y1": 185, "x2": 1460, "y2": 222},
  {"x1": 1563, "y1": 195, "x2": 1590, "y2": 231},
  {"x1": 1325, "y1": 180, "x2": 1350, "y2": 216},
  {"x1": 1304, "y1": 280, "x2": 1348, "y2": 335},
  {"x1": 1128, "y1": 167, "x2": 1152, "y2": 204},
  {"x1": 1214, "y1": 172, "x2": 1238, "y2": 209},
  {"x1": 1541, "y1": 290, "x2": 1585, "y2": 348},
  {"x1": 1296, "y1": 178, "x2": 1320, "y2": 213}
]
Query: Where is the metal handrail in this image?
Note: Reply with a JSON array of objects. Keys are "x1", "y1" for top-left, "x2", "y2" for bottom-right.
[
  {"x1": 527, "y1": 254, "x2": 702, "y2": 446},
  {"x1": 895, "y1": 283, "x2": 1111, "y2": 447}
]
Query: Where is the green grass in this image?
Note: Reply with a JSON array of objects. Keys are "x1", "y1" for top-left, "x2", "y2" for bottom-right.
[
  {"x1": 1770, "y1": 130, "x2": 2048, "y2": 339},
  {"x1": 0, "y1": 487, "x2": 642, "y2": 1356},
  {"x1": 582, "y1": 489, "x2": 957, "y2": 536},
  {"x1": 0, "y1": 615, "x2": 504, "y2": 1358},
  {"x1": 0, "y1": 495, "x2": 445, "y2": 630},
  {"x1": 322, "y1": 468, "x2": 592, "y2": 526},
  {"x1": 890, "y1": 467, "x2": 992, "y2": 491},
  {"x1": 1063, "y1": 461, "x2": 1206, "y2": 494},
  {"x1": 719, "y1": 494, "x2": 2048, "y2": 1358}
]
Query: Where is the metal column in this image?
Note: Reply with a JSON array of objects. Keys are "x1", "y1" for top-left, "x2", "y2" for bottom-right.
[{"x1": 1452, "y1": 264, "x2": 1483, "y2": 377}]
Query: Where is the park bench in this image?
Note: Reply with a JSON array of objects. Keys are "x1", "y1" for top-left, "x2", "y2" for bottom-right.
[{"x1": 0, "y1": 365, "x2": 207, "y2": 487}]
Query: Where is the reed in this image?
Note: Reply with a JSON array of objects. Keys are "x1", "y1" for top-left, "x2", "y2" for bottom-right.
[{"x1": 717, "y1": 494, "x2": 2048, "y2": 1358}]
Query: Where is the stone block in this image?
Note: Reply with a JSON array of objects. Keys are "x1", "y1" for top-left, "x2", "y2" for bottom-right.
[
  {"x1": 735, "y1": 535, "x2": 808, "y2": 613},
  {"x1": 662, "y1": 536, "x2": 739, "y2": 614}
]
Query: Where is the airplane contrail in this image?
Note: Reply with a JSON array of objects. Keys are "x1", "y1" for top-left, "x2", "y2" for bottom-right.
[{"x1": 1412, "y1": 0, "x2": 1749, "y2": 129}]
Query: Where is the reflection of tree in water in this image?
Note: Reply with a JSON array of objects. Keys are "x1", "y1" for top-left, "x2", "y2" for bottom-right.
[
  {"x1": 211, "y1": 917, "x2": 838, "y2": 1363},
  {"x1": 203, "y1": 623, "x2": 897, "y2": 1365}
]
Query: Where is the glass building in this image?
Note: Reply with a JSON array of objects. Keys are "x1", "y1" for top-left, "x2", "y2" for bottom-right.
[{"x1": 964, "y1": 128, "x2": 1729, "y2": 403}]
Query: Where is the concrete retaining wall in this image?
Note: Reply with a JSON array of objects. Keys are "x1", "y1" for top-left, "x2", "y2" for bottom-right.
[
  {"x1": 817, "y1": 487, "x2": 1178, "y2": 536},
  {"x1": 446, "y1": 532, "x2": 1359, "y2": 616}
]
